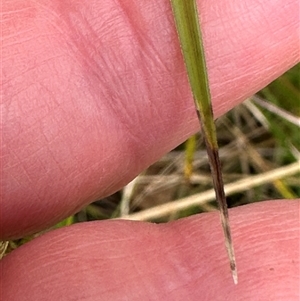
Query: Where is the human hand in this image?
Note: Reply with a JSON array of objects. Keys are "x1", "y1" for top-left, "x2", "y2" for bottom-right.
[{"x1": 1, "y1": 0, "x2": 299, "y2": 300}]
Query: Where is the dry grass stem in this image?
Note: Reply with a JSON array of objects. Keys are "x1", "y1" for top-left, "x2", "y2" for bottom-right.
[
  {"x1": 119, "y1": 161, "x2": 300, "y2": 221},
  {"x1": 251, "y1": 95, "x2": 300, "y2": 127}
]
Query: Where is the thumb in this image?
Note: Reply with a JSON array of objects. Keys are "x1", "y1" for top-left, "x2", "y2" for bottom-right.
[{"x1": 1, "y1": 200, "x2": 299, "y2": 300}]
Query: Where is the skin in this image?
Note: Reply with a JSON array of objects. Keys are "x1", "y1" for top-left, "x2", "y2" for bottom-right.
[{"x1": 1, "y1": 0, "x2": 299, "y2": 300}]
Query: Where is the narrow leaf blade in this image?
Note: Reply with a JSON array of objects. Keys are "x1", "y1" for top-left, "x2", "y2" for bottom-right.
[{"x1": 170, "y1": 0, "x2": 238, "y2": 284}]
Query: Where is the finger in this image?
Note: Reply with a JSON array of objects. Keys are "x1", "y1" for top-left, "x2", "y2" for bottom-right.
[
  {"x1": 1, "y1": 200, "x2": 299, "y2": 300},
  {"x1": 2, "y1": 0, "x2": 299, "y2": 239}
]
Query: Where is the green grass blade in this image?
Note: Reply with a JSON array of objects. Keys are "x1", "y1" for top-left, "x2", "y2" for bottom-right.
[{"x1": 170, "y1": 0, "x2": 238, "y2": 284}]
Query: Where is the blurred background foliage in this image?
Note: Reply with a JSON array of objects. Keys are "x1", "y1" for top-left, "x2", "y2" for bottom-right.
[{"x1": 2, "y1": 64, "x2": 299, "y2": 257}]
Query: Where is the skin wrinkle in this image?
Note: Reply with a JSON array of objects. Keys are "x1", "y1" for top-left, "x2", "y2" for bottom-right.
[
  {"x1": 56, "y1": 3, "x2": 130, "y2": 91},
  {"x1": 6, "y1": 150, "x2": 52, "y2": 198},
  {"x1": 164, "y1": 254, "x2": 196, "y2": 292},
  {"x1": 4, "y1": 15, "x2": 69, "y2": 90},
  {"x1": 11, "y1": 134, "x2": 61, "y2": 181},
  {"x1": 97, "y1": 3, "x2": 186, "y2": 137},
  {"x1": 38, "y1": 5, "x2": 120, "y2": 126},
  {"x1": 87, "y1": 265, "x2": 144, "y2": 297},
  {"x1": 53, "y1": 4, "x2": 160, "y2": 153},
  {"x1": 173, "y1": 223, "x2": 209, "y2": 276},
  {"x1": 157, "y1": 225, "x2": 205, "y2": 293},
  {"x1": 130, "y1": 257, "x2": 155, "y2": 298},
  {"x1": 117, "y1": 1, "x2": 174, "y2": 76},
  {"x1": 2, "y1": 28, "x2": 45, "y2": 52},
  {"x1": 178, "y1": 232, "x2": 220, "y2": 286},
  {"x1": 72, "y1": 1, "x2": 190, "y2": 150},
  {"x1": 243, "y1": 259, "x2": 297, "y2": 300},
  {"x1": 1, "y1": 3, "x2": 37, "y2": 39}
]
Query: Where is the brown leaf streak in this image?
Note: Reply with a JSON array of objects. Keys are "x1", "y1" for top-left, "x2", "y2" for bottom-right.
[{"x1": 196, "y1": 109, "x2": 238, "y2": 283}]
